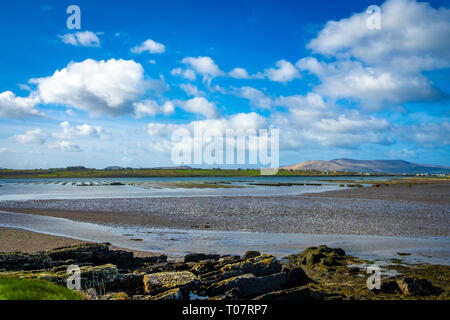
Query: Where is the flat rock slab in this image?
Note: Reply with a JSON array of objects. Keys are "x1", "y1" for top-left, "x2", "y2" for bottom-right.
[{"x1": 143, "y1": 271, "x2": 198, "y2": 294}]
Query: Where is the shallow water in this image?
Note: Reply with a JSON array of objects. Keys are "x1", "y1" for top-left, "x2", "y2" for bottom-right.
[
  {"x1": 1, "y1": 210, "x2": 448, "y2": 265},
  {"x1": 0, "y1": 176, "x2": 390, "y2": 201}
]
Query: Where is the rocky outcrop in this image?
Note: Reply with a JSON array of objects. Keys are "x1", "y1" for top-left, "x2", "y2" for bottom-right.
[
  {"x1": 396, "y1": 277, "x2": 437, "y2": 296},
  {"x1": 1, "y1": 244, "x2": 446, "y2": 300},
  {"x1": 219, "y1": 254, "x2": 282, "y2": 277},
  {"x1": 288, "y1": 245, "x2": 346, "y2": 268},
  {"x1": 143, "y1": 271, "x2": 198, "y2": 294}
]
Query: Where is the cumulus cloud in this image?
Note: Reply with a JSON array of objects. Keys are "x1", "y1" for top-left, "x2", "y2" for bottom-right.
[
  {"x1": 11, "y1": 129, "x2": 47, "y2": 145},
  {"x1": 50, "y1": 141, "x2": 83, "y2": 152},
  {"x1": 180, "y1": 97, "x2": 218, "y2": 118},
  {"x1": 297, "y1": 58, "x2": 440, "y2": 109},
  {"x1": 264, "y1": 60, "x2": 299, "y2": 83},
  {"x1": 53, "y1": 121, "x2": 106, "y2": 139},
  {"x1": 273, "y1": 93, "x2": 393, "y2": 148},
  {"x1": 133, "y1": 100, "x2": 174, "y2": 117},
  {"x1": 301, "y1": 0, "x2": 450, "y2": 108},
  {"x1": 397, "y1": 122, "x2": 450, "y2": 145},
  {"x1": 308, "y1": 0, "x2": 450, "y2": 68},
  {"x1": 238, "y1": 86, "x2": 273, "y2": 109},
  {"x1": 30, "y1": 58, "x2": 150, "y2": 116},
  {"x1": 60, "y1": 31, "x2": 101, "y2": 47},
  {"x1": 145, "y1": 112, "x2": 267, "y2": 153},
  {"x1": 131, "y1": 39, "x2": 166, "y2": 54},
  {"x1": 179, "y1": 84, "x2": 205, "y2": 97},
  {"x1": 171, "y1": 67, "x2": 197, "y2": 81},
  {"x1": 0, "y1": 91, "x2": 42, "y2": 118},
  {"x1": 181, "y1": 56, "x2": 224, "y2": 83},
  {"x1": 229, "y1": 68, "x2": 264, "y2": 79}
]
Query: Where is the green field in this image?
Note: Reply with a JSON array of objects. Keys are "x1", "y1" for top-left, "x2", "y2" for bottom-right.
[
  {"x1": 0, "y1": 277, "x2": 84, "y2": 300},
  {"x1": 0, "y1": 168, "x2": 366, "y2": 179}
]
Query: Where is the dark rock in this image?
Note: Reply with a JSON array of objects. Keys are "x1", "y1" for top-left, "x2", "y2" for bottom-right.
[
  {"x1": 45, "y1": 243, "x2": 110, "y2": 264},
  {"x1": 143, "y1": 271, "x2": 198, "y2": 294},
  {"x1": 149, "y1": 288, "x2": 185, "y2": 300},
  {"x1": 253, "y1": 286, "x2": 313, "y2": 300},
  {"x1": 208, "y1": 272, "x2": 286, "y2": 298},
  {"x1": 190, "y1": 259, "x2": 217, "y2": 275},
  {"x1": 0, "y1": 252, "x2": 53, "y2": 270},
  {"x1": 242, "y1": 251, "x2": 261, "y2": 259},
  {"x1": 282, "y1": 266, "x2": 310, "y2": 288},
  {"x1": 184, "y1": 253, "x2": 220, "y2": 263},
  {"x1": 378, "y1": 280, "x2": 401, "y2": 294},
  {"x1": 288, "y1": 245, "x2": 346, "y2": 267},
  {"x1": 396, "y1": 277, "x2": 438, "y2": 296},
  {"x1": 219, "y1": 254, "x2": 282, "y2": 277}
]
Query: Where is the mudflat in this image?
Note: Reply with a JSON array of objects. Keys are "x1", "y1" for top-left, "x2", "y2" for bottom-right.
[{"x1": 0, "y1": 183, "x2": 449, "y2": 238}]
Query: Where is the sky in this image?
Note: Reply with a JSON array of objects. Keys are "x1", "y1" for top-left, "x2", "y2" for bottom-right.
[{"x1": 0, "y1": 0, "x2": 449, "y2": 169}]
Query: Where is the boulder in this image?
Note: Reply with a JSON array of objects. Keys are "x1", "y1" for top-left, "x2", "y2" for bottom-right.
[
  {"x1": 242, "y1": 251, "x2": 261, "y2": 259},
  {"x1": 207, "y1": 272, "x2": 286, "y2": 298},
  {"x1": 253, "y1": 286, "x2": 313, "y2": 300},
  {"x1": 190, "y1": 259, "x2": 217, "y2": 275},
  {"x1": 45, "y1": 243, "x2": 110, "y2": 264},
  {"x1": 396, "y1": 277, "x2": 437, "y2": 296},
  {"x1": 149, "y1": 288, "x2": 185, "y2": 300},
  {"x1": 143, "y1": 271, "x2": 198, "y2": 294},
  {"x1": 184, "y1": 253, "x2": 220, "y2": 263},
  {"x1": 219, "y1": 254, "x2": 282, "y2": 277},
  {"x1": 0, "y1": 252, "x2": 53, "y2": 270},
  {"x1": 288, "y1": 245, "x2": 346, "y2": 267},
  {"x1": 282, "y1": 266, "x2": 310, "y2": 288}
]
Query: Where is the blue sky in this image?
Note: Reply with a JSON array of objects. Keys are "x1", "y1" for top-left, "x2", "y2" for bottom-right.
[{"x1": 0, "y1": 0, "x2": 449, "y2": 169}]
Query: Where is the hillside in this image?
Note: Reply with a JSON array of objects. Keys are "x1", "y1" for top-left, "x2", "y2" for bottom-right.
[{"x1": 282, "y1": 158, "x2": 450, "y2": 174}]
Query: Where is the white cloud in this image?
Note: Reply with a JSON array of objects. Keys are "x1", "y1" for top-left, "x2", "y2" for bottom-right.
[
  {"x1": 171, "y1": 68, "x2": 197, "y2": 81},
  {"x1": 264, "y1": 60, "x2": 299, "y2": 83},
  {"x1": 145, "y1": 112, "x2": 267, "y2": 153},
  {"x1": 0, "y1": 91, "x2": 42, "y2": 118},
  {"x1": 179, "y1": 84, "x2": 205, "y2": 97},
  {"x1": 398, "y1": 122, "x2": 450, "y2": 145},
  {"x1": 308, "y1": 0, "x2": 450, "y2": 69},
  {"x1": 131, "y1": 39, "x2": 166, "y2": 54},
  {"x1": 30, "y1": 58, "x2": 150, "y2": 116},
  {"x1": 298, "y1": 58, "x2": 440, "y2": 109},
  {"x1": 238, "y1": 86, "x2": 273, "y2": 109},
  {"x1": 50, "y1": 141, "x2": 83, "y2": 152},
  {"x1": 60, "y1": 31, "x2": 101, "y2": 47},
  {"x1": 229, "y1": 68, "x2": 250, "y2": 79},
  {"x1": 53, "y1": 121, "x2": 106, "y2": 139},
  {"x1": 273, "y1": 93, "x2": 393, "y2": 148},
  {"x1": 12, "y1": 129, "x2": 47, "y2": 145},
  {"x1": 181, "y1": 56, "x2": 224, "y2": 83},
  {"x1": 229, "y1": 67, "x2": 264, "y2": 79},
  {"x1": 301, "y1": 0, "x2": 450, "y2": 108},
  {"x1": 180, "y1": 97, "x2": 219, "y2": 118},
  {"x1": 133, "y1": 100, "x2": 174, "y2": 117}
]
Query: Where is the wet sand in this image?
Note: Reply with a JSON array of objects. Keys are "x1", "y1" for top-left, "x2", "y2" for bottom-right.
[
  {"x1": 0, "y1": 183, "x2": 449, "y2": 238},
  {"x1": 0, "y1": 227, "x2": 160, "y2": 257}
]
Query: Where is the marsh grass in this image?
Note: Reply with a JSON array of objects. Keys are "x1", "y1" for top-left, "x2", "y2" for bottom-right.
[{"x1": 0, "y1": 277, "x2": 84, "y2": 300}]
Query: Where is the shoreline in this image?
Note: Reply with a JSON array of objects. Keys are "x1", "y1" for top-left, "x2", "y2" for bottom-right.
[
  {"x1": 0, "y1": 227, "x2": 162, "y2": 258},
  {"x1": 1, "y1": 211, "x2": 449, "y2": 265}
]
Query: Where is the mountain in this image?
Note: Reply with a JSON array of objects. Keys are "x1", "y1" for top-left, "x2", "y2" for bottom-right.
[{"x1": 281, "y1": 158, "x2": 450, "y2": 174}]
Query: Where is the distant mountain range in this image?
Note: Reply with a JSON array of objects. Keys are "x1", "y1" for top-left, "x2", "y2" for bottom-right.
[{"x1": 281, "y1": 158, "x2": 450, "y2": 174}]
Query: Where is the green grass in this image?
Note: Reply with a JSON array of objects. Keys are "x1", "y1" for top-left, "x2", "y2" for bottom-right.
[
  {"x1": 0, "y1": 168, "x2": 366, "y2": 179},
  {"x1": 0, "y1": 277, "x2": 84, "y2": 300}
]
